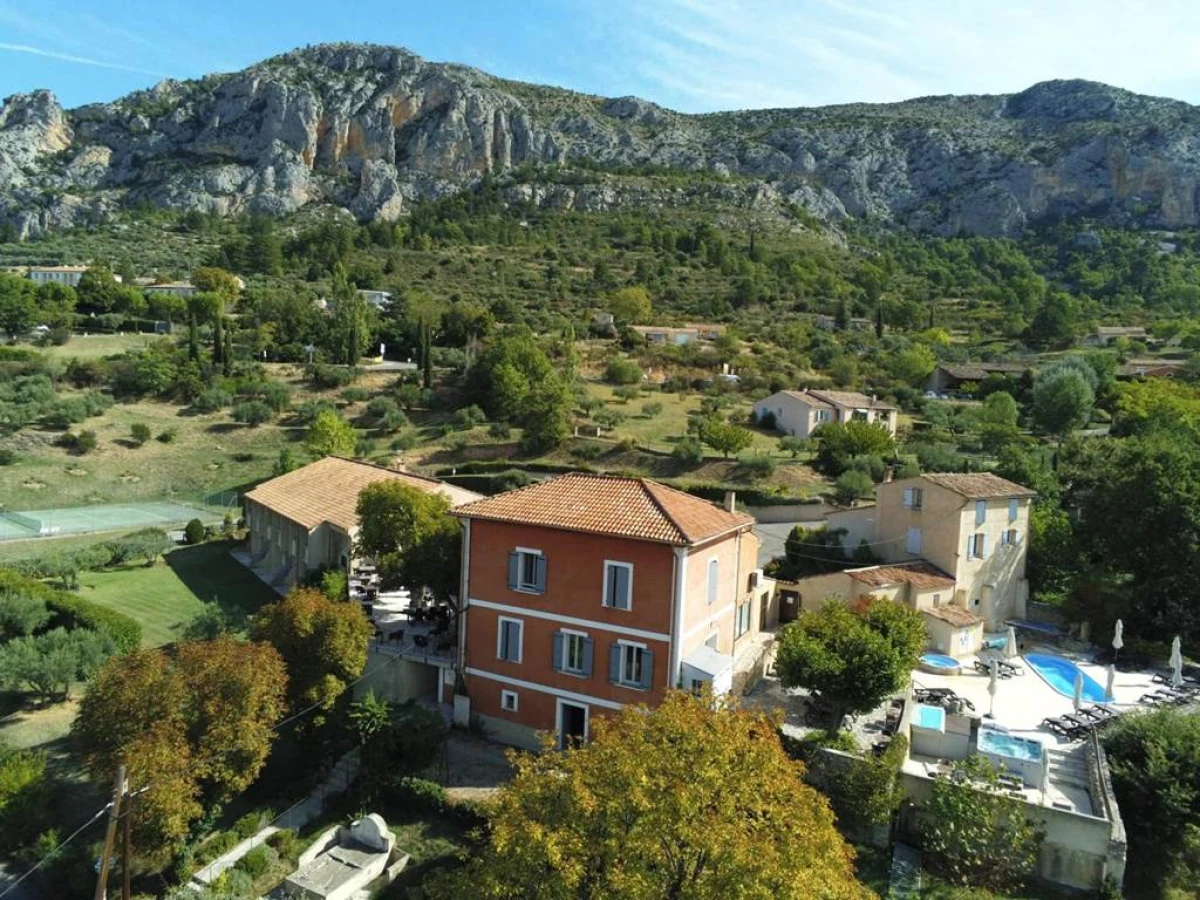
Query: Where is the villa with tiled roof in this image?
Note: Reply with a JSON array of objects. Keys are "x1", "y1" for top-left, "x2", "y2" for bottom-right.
[
  {"x1": 753, "y1": 388, "x2": 898, "y2": 438},
  {"x1": 452, "y1": 473, "x2": 771, "y2": 748}
]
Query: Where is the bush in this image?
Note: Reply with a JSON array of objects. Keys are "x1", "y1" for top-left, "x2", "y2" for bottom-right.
[
  {"x1": 0, "y1": 569, "x2": 141, "y2": 652},
  {"x1": 0, "y1": 448, "x2": 15, "y2": 466},
  {"x1": 571, "y1": 441, "x2": 606, "y2": 461},
  {"x1": 738, "y1": 454, "x2": 776, "y2": 479},
  {"x1": 758, "y1": 410, "x2": 777, "y2": 430},
  {"x1": 321, "y1": 569, "x2": 348, "y2": 600},
  {"x1": 672, "y1": 436, "x2": 705, "y2": 468},
  {"x1": 129, "y1": 423, "x2": 151, "y2": 446},
  {"x1": 340, "y1": 386, "x2": 371, "y2": 403},
  {"x1": 604, "y1": 357, "x2": 643, "y2": 385},
  {"x1": 641, "y1": 401, "x2": 663, "y2": 418},
  {"x1": 232, "y1": 400, "x2": 273, "y2": 427},
  {"x1": 266, "y1": 828, "x2": 299, "y2": 860},
  {"x1": 309, "y1": 364, "x2": 358, "y2": 389},
  {"x1": 914, "y1": 442, "x2": 965, "y2": 473},
  {"x1": 256, "y1": 380, "x2": 292, "y2": 412},
  {"x1": 833, "y1": 470, "x2": 875, "y2": 506},
  {"x1": 184, "y1": 519, "x2": 206, "y2": 545},
  {"x1": 57, "y1": 429, "x2": 97, "y2": 454},
  {"x1": 487, "y1": 421, "x2": 512, "y2": 440},
  {"x1": 395, "y1": 776, "x2": 447, "y2": 813},
  {"x1": 236, "y1": 845, "x2": 274, "y2": 880},
  {"x1": 193, "y1": 388, "x2": 233, "y2": 412},
  {"x1": 454, "y1": 404, "x2": 487, "y2": 429},
  {"x1": 613, "y1": 385, "x2": 642, "y2": 402},
  {"x1": 156, "y1": 427, "x2": 178, "y2": 443}
]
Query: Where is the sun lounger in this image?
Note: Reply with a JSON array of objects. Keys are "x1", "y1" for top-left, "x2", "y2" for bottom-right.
[{"x1": 998, "y1": 659, "x2": 1025, "y2": 676}]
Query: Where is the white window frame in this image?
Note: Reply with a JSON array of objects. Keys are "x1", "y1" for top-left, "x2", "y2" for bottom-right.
[
  {"x1": 1002, "y1": 528, "x2": 1020, "y2": 546},
  {"x1": 601, "y1": 560, "x2": 634, "y2": 610},
  {"x1": 968, "y1": 533, "x2": 988, "y2": 560},
  {"x1": 617, "y1": 640, "x2": 648, "y2": 688},
  {"x1": 561, "y1": 628, "x2": 588, "y2": 675},
  {"x1": 706, "y1": 558, "x2": 720, "y2": 605},
  {"x1": 514, "y1": 547, "x2": 543, "y2": 593},
  {"x1": 496, "y1": 616, "x2": 523, "y2": 663},
  {"x1": 906, "y1": 527, "x2": 922, "y2": 555},
  {"x1": 903, "y1": 487, "x2": 923, "y2": 510},
  {"x1": 735, "y1": 599, "x2": 752, "y2": 638},
  {"x1": 500, "y1": 689, "x2": 519, "y2": 712}
]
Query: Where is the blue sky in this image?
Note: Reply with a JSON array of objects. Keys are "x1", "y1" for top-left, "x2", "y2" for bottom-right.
[{"x1": 2, "y1": 0, "x2": 1200, "y2": 112}]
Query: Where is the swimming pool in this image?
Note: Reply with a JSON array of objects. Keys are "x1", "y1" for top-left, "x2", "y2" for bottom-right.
[
  {"x1": 978, "y1": 726, "x2": 1043, "y2": 762},
  {"x1": 919, "y1": 653, "x2": 962, "y2": 675},
  {"x1": 1026, "y1": 653, "x2": 1112, "y2": 703},
  {"x1": 913, "y1": 704, "x2": 946, "y2": 731}
]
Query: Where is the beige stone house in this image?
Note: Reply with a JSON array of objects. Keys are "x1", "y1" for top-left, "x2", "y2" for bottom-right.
[
  {"x1": 753, "y1": 389, "x2": 898, "y2": 439},
  {"x1": 242, "y1": 457, "x2": 481, "y2": 589},
  {"x1": 783, "y1": 472, "x2": 1034, "y2": 653}
]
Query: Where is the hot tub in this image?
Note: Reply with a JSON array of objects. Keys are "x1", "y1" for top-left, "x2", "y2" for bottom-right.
[
  {"x1": 978, "y1": 725, "x2": 1045, "y2": 787},
  {"x1": 919, "y1": 652, "x2": 962, "y2": 675}
]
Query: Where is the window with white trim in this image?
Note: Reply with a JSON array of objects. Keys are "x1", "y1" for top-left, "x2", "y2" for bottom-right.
[
  {"x1": 553, "y1": 629, "x2": 593, "y2": 676},
  {"x1": 500, "y1": 690, "x2": 518, "y2": 712},
  {"x1": 903, "y1": 487, "x2": 923, "y2": 510},
  {"x1": 707, "y1": 558, "x2": 719, "y2": 605},
  {"x1": 975, "y1": 500, "x2": 987, "y2": 526},
  {"x1": 507, "y1": 548, "x2": 546, "y2": 593},
  {"x1": 1002, "y1": 528, "x2": 1020, "y2": 546},
  {"x1": 735, "y1": 599, "x2": 753, "y2": 638},
  {"x1": 968, "y1": 533, "x2": 989, "y2": 559},
  {"x1": 905, "y1": 527, "x2": 922, "y2": 554},
  {"x1": 610, "y1": 641, "x2": 654, "y2": 689},
  {"x1": 602, "y1": 561, "x2": 633, "y2": 610},
  {"x1": 497, "y1": 617, "x2": 523, "y2": 663}
]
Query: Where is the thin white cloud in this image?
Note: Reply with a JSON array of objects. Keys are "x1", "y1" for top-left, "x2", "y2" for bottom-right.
[
  {"x1": 592, "y1": 0, "x2": 1200, "y2": 112},
  {"x1": 0, "y1": 41, "x2": 169, "y2": 78}
]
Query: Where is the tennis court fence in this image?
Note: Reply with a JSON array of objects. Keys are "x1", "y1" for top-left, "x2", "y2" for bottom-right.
[{"x1": 0, "y1": 492, "x2": 241, "y2": 543}]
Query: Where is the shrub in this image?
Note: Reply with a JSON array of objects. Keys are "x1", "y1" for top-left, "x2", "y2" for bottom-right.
[
  {"x1": 613, "y1": 385, "x2": 642, "y2": 402},
  {"x1": 672, "y1": 436, "x2": 705, "y2": 468},
  {"x1": 571, "y1": 441, "x2": 606, "y2": 461},
  {"x1": 193, "y1": 388, "x2": 233, "y2": 412},
  {"x1": 237, "y1": 845, "x2": 275, "y2": 879},
  {"x1": 321, "y1": 569, "x2": 348, "y2": 600},
  {"x1": 0, "y1": 448, "x2": 15, "y2": 466},
  {"x1": 183, "y1": 519, "x2": 206, "y2": 545},
  {"x1": 219, "y1": 869, "x2": 254, "y2": 897},
  {"x1": 454, "y1": 404, "x2": 487, "y2": 429},
  {"x1": 395, "y1": 776, "x2": 447, "y2": 813},
  {"x1": 641, "y1": 401, "x2": 663, "y2": 418},
  {"x1": 232, "y1": 400, "x2": 273, "y2": 427},
  {"x1": 0, "y1": 569, "x2": 141, "y2": 652},
  {"x1": 266, "y1": 828, "x2": 299, "y2": 860},
  {"x1": 156, "y1": 427, "x2": 178, "y2": 443},
  {"x1": 57, "y1": 429, "x2": 98, "y2": 454},
  {"x1": 340, "y1": 386, "x2": 371, "y2": 403},
  {"x1": 309, "y1": 364, "x2": 358, "y2": 389},
  {"x1": 758, "y1": 410, "x2": 777, "y2": 430},
  {"x1": 487, "y1": 421, "x2": 512, "y2": 440},
  {"x1": 256, "y1": 380, "x2": 292, "y2": 412},
  {"x1": 833, "y1": 470, "x2": 875, "y2": 506},
  {"x1": 604, "y1": 357, "x2": 643, "y2": 385},
  {"x1": 738, "y1": 453, "x2": 776, "y2": 479},
  {"x1": 129, "y1": 423, "x2": 151, "y2": 446},
  {"x1": 594, "y1": 409, "x2": 627, "y2": 431}
]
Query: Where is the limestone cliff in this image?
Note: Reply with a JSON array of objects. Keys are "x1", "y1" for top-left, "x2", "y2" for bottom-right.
[{"x1": 3, "y1": 43, "x2": 1200, "y2": 238}]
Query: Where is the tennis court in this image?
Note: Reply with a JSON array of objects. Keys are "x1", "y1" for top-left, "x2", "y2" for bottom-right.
[{"x1": 0, "y1": 500, "x2": 226, "y2": 541}]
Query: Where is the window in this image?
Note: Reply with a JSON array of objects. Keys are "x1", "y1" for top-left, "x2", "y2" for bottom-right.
[
  {"x1": 903, "y1": 487, "x2": 923, "y2": 510},
  {"x1": 500, "y1": 690, "x2": 518, "y2": 712},
  {"x1": 553, "y1": 630, "x2": 593, "y2": 676},
  {"x1": 975, "y1": 500, "x2": 987, "y2": 526},
  {"x1": 1002, "y1": 528, "x2": 1020, "y2": 546},
  {"x1": 735, "y1": 599, "x2": 753, "y2": 638},
  {"x1": 610, "y1": 642, "x2": 654, "y2": 689},
  {"x1": 497, "y1": 617, "x2": 523, "y2": 663},
  {"x1": 707, "y1": 558, "x2": 719, "y2": 605},
  {"x1": 1008, "y1": 498, "x2": 1019, "y2": 523},
  {"x1": 972, "y1": 597, "x2": 981, "y2": 608},
  {"x1": 968, "y1": 533, "x2": 989, "y2": 560},
  {"x1": 690, "y1": 678, "x2": 707, "y2": 695},
  {"x1": 602, "y1": 561, "x2": 633, "y2": 610},
  {"x1": 905, "y1": 527, "x2": 922, "y2": 554},
  {"x1": 932, "y1": 593, "x2": 942, "y2": 607},
  {"x1": 507, "y1": 548, "x2": 546, "y2": 593},
  {"x1": 815, "y1": 409, "x2": 832, "y2": 423}
]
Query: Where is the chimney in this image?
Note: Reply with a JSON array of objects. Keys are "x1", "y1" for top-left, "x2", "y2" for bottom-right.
[{"x1": 724, "y1": 491, "x2": 737, "y2": 513}]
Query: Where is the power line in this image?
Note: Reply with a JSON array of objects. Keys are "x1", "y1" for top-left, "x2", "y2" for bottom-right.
[{"x1": 0, "y1": 804, "x2": 110, "y2": 900}]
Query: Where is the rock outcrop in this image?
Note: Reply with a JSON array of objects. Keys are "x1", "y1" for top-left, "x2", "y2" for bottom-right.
[{"x1": 4, "y1": 43, "x2": 1200, "y2": 237}]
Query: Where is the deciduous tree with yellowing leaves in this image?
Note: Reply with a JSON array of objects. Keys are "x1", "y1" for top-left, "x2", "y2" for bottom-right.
[{"x1": 424, "y1": 691, "x2": 872, "y2": 900}]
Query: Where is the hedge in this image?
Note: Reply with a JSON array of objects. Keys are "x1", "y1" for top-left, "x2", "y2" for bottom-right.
[{"x1": 0, "y1": 568, "x2": 142, "y2": 653}]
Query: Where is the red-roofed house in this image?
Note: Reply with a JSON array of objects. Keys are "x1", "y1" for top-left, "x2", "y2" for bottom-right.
[{"x1": 452, "y1": 474, "x2": 768, "y2": 748}]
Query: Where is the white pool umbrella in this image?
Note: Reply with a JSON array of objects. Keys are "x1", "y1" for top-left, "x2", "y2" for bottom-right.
[
  {"x1": 1112, "y1": 620, "x2": 1124, "y2": 658},
  {"x1": 1005, "y1": 626, "x2": 1018, "y2": 659},
  {"x1": 1105, "y1": 664, "x2": 1116, "y2": 705},
  {"x1": 1073, "y1": 670, "x2": 1084, "y2": 713},
  {"x1": 1169, "y1": 636, "x2": 1184, "y2": 689},
  {"x1": 988, "y1": 659, "x2": 999, "y2": 718}
]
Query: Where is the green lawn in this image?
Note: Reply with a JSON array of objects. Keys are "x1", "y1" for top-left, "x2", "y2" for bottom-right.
[{"x1": 77, "y1": 540, "x2": 280, "y2": 646}]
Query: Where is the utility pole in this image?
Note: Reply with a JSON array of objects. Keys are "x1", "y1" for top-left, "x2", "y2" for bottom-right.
[
  {"x1": 93, "y1": 764, "x2": 125, "y2": 900},
  {"x1": 121, "y1": 787, "x2": 133, "y2": 900}
]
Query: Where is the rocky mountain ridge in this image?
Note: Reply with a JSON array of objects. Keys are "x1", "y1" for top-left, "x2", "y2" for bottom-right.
[{"x1": 3, "y1": 42, "x2": 1200, "y2": 238}]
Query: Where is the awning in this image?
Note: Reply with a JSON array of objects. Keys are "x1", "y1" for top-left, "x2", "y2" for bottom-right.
[{"x1": 682, "y1": 645, "x2": 733, "y2": 682}]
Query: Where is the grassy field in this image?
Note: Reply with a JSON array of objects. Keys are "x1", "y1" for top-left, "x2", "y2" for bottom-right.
[
  {"x1": 38, "y1": 332, "x2": 162, "y2": 361},
  {"x1": 77, "y1": 540, "x2": 281, "y2": 646}
]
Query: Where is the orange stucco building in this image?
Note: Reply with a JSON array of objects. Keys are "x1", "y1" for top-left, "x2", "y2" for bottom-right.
[{"x1": 452, "y1": 473, "x2": 765, "y2": 748}]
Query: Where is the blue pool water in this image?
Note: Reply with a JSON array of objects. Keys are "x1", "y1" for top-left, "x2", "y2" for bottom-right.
[
  {"x1": 920, "y1": 652, "x2": 960, "y2": 669},
  {"x1": 913, "y1": 704, "x2": 946, "y2": 730},
  {"x1": 979, "y1": 726, "x2": 1044, "y2": 762},
  {"x1": 1026, "y1": 653, "x2": 1112, "y2": 703}
]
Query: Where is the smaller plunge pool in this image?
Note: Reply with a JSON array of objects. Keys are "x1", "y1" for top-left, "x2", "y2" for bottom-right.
[{"x1": 919, "y1": 652, "x2": 962, "y2": 675}]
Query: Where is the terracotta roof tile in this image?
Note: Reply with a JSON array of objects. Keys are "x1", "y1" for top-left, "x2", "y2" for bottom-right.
[
  {"x1": 807, "y1": 389, "x2": 897, "y2": 411},
  {"x1": 923, "y1": 605, "x2": 985, "y2": 627},
  {"x1": 847, "y1": 562, "x2": 957, "y2": 591},
  {"x1": 452, "y1": 473, "x2": 753, "y2": 545},
  {"x1": 920, "y1": 472, "x2": 1035, "y2": 499},
  {"x1": 244, "y1": 457, "x2": 482, "y2": 532}
]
